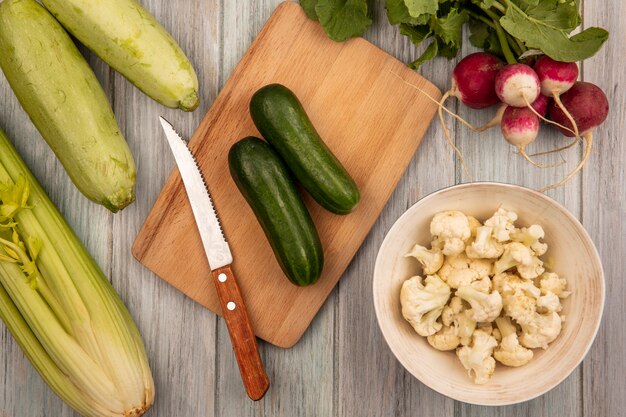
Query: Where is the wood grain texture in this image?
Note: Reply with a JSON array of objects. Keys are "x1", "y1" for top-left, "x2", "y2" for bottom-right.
[
  {"x1": 131, "y1": 2, "x2": 441, "y2": 348},
  {"x1": 108, "y1": 0, "x2": 222, "y2": 416},
  {"x1": 214, "y1": 2, "x2": 276, "y2": 413},
  {"x1": 581, "y1": 3, "x2": 626, "y2": 417},
  {"x1": 335, "y1": 2, "x2": 456, "y2": 416},
  {"x1": 0, "y1": 0, "x2": 624, "y2": 416}
]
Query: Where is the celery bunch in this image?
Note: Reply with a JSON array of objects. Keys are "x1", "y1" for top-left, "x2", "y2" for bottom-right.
[{"x1": 0, "y1": 128, "x2": 154, "y2": 417}]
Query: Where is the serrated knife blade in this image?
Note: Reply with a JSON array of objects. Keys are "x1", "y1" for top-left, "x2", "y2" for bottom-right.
[
  {"x1": 158, "y1": 117, "x2": 232, "y2": 270},
  {"x1": 158, "y1": 116, "x2": 269, "y2": 401}
]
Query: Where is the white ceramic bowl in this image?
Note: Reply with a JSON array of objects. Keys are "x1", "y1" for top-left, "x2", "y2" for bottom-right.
[{"x1": 373, "y1": 183, "x2": 604, "y2": 406}]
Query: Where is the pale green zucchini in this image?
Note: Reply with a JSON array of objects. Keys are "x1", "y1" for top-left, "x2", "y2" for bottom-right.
[
  {"x1": 0, "y1": 0, "x2": 136, "y2": 212},
  {"x1": 41, "y1": 0, "x2": 200, "y2": 111}
]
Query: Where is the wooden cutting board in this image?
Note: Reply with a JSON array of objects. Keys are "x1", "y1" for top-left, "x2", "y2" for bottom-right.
[{"x1": 132, "y1": 1, "x2": 441, "y2": 348}]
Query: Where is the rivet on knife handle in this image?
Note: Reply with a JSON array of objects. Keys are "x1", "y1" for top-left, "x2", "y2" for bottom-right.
[{"x1": 211, "y1": 265, "x2": 270, "y2": 400}]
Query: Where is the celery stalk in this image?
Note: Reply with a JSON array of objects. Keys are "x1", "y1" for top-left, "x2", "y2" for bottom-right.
[
  {"x1": 0, "y1": 284, "x2": 106, "y2": 417},
  {"x1": 0, "y1": 128, "x2": 154, "y2": 416}
]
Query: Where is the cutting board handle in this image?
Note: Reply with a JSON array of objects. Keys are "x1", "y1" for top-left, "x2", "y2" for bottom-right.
[{"x1": 211, "y1": 265, "x2": 270, "y2": 400}]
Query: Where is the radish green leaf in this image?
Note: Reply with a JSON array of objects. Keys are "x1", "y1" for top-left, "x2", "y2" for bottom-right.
[
  {"x1": 316, "y1": 0, "x2": 372, "y2": 41},
  {"x1": 300, "y1": 0, "x2": 318, "y2": 19},
  {"x1": 500, "y1": 5, "x2": 608, "y2": 62},
  {"x1": 300, "y1": 0, "x2": 372, "y2": 41},
  {"x1": 404, "y1": 0, "x2": 438, "y2": 17}
]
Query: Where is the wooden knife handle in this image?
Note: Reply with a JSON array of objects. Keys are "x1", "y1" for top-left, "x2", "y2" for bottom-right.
[{"x1": 211, "y1": 265, "x2": 269, "y2": 401}]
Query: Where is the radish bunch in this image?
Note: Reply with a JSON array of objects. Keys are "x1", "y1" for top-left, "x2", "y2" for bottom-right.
[{"x1": 432, "y1": 52, "x2": 608, "y2": 190}]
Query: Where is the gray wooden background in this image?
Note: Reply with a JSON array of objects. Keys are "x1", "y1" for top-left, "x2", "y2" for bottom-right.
[{"x1": 1, "y1": 1, "x2": 624, "y2": 416}]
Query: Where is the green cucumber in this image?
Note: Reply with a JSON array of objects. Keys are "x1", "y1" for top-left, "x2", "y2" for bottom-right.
[
  {"x1": 41, "y1": 0, "x2": 199, "y2": 111},
  {"x1": 0, "y1": 0, "x2": 136, "y2": 212},
  {"x1": 249, "y1": 84, "x2": 360, "y2": 214},
  {"x1": 229, "y1": 137, "x2": 324, "y2": 287}
]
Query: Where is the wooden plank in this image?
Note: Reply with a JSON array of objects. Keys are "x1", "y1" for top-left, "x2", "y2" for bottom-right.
[
  {"x1": 0, "y1": 45, "x2": 115, "y2": 417},
  {"x1": 453, "y1": 16, "x2": 583, "y2": 417},
  {"x1": 335, "y1": 1, "x2": 456, "y2": 415},
  {"x1": 107, "y1": 0, "x2": 221, "y2": 416},
  {"x1": 214, "y1": 1, "x2": 268, "y2": 414},
  {"x1": 581, "y1": 2, "x2": 626, "y2": 417},
  {"x1": 132, "y1": 1, "x2": 442, "y2": 349},
  {"x1": 215, "y1": 2, "x2": 335, "y2": 416}
]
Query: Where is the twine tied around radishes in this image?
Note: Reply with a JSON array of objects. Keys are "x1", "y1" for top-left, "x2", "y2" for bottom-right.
[{"x1": 393, "y1": 52, "x2": 609, "y2": 192}]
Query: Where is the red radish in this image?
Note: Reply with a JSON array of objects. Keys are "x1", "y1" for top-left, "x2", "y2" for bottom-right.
[
  {"x1": 495, "y1": 64, "x2": 540, "y2": 107},
  {"x1": 534, "y1": 56, "x2": 578, "y2": 97},
  {"x1": 542, "y1": 81, "x2": 609, "y2": 191},
  {"x1": 501, "y1": 106, "x2": 541, "y2": 166},
  {"x1": 533, "y1": 56, "x2": 580, "y2": 140},
  {"x1": 476, "y1": 95, "x2": 548, "y2": 133},
  {"x1": 389, "y1": 54, "x2": 576, "y2": 180},
  {"x1": 449, "y1": 52, "x2": 505, "y2": 109},
  {"x1": 495, "y1": 64, "x2": 578, "y2": 155},
  {"x1": 531, "y1": 94, "x2": 550, "y2": 117},
  {"x1": 548, "y1": 82, "x2": 608, "y2": 136}
]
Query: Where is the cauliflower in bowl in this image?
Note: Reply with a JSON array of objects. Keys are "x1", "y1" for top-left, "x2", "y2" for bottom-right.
[{"x1": 399, "y1": 209, "x2": 569, "y2": 385}]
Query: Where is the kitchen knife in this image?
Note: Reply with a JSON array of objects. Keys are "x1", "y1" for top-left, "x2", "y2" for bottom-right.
[{"x1": 158, "y1": 117, "x2": 269, "y2": 401}]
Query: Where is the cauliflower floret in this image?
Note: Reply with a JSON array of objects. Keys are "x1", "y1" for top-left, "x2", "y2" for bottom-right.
[
  {"x1": 491, "y1": 272, "x2": 513, "y2": 294},
  {"x1": 511, "y1": 224, "x2": 548, "y2": 256},
  {"x1": 456, "y1": 330, "x2": 497, "y2": 384},
  {"x1": 430, "y1": 211, "x2": 471, "y2": 256},
  {"x1": 537, "y1": 291, "x2": 562, "y2": 313},
  {"x1": 517, "y1": 257, "x2": 545, "y2": 280},
  {"x1": 403, "y1": 210, "x2": 566, "y2": 383},
  {"x1": 430, "y1": 237, "x2": 444, "y2": 251},
  {"x1": 503, "y1": 288, "x2": 537, "y2": 325},
  {"x1": 405, "y1": 244, "x2": 444, "y2": 275},
  {"x1": 467, "y1": 215, "x2": 482, "y2": 237},
  {"x1": 471, "y1": 276, "x2": 492, "y2": 293},
  {"x1": 438, "y1": 253, "x2": 480, "y2": 288},
  {"x1": 493, "y1": 317, "x2": 533, "y2": 367},
  {"x1": 519, "y1": 312, "x2": 562, "y2": 349},
  {"x1": 492, "y1": 272, "x2": 541, "y2": 298},
  {"x1": 427, "y1": 325, "x2": 460, "y2": 351},
  {"x1": 484, "y1": 208, "x2": 518, "y2": 242},
  {"x1": 457, "y1": 313, "x2": 477, "y2": 346},
  {"x1": 469, "y1": 258, "x2": 493, "y2": 278},
  {"x1": 492, "y1": 328, "x2": 502, "y2": 343},
  {"x1": 441, "y1": 296, "x2": 462, "y2": 327},
  {"x1": 476, "y1": 322, "x2": 493, "y2": 335},
  {"x1": 456, "y1": 285, "x2": 503, "y2": 322},
  {"x1": 441, "y1": 296, "x2": 476, "y2": 345},
  {"x1": 494, "y1": 242, "x2": 544, "y2": 278},
  {"x1": 438, "y1": 253, "x2": 493, "y2": 289},
  {"x1": 400, "y1": 275, "x2": 451, "y2": 336},
  {"x1": 494, "y1": 242, "x2": 533, "y2": 271},
  {"x1": 466, "y1": 226, "x2": 504, "y2": 259},
  {"x1": 536, "y1": 272, "x2": 570, "y2": 298}
]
